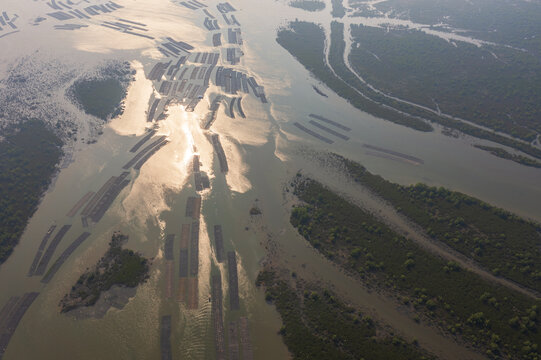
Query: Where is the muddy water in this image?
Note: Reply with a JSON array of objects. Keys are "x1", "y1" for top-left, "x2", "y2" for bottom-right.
[{"x1": 0, "y1": 0, "x2": 540, "y2": 359}]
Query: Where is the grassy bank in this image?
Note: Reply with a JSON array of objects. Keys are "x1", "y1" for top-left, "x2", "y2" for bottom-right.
[
  {"x1": 276, "y1": 21, "x2": 433, "y2": 132},
  {"x1": 68, "y1": 62, "x2": 133, "y2": 121},
  {"x1": 290, "y1": 174, "x2": 540, "y2": 358},
  {"x1": 256, "y1": 270, "x2": 433, "y2": 359},
  {"x1": 332, "y1": 154, "x2": 541, "y2": 292},
  {"x1": 474, "y1": 145, "x2": 541, "y2": 168},
  {"x1": 0, "y1": 121, "x2": 62, "y2": 265},
  {"x1": 59, "y1": 233, "x2": 149, "y2": 312},
  {"x1": 276, "y1": 20, "x2": 541, "y2": 160}
]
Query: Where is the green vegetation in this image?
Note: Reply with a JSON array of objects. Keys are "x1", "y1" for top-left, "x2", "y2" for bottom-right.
[
  {"x1": 68, "y1": 62, "x2": 132, "y2": 121},
  {"x1": 474, "y1": 145, "x2": 541, "y2": 168},
  {"x1": 276, "y1": 21, "x2": 434, "y2": 132},
  {"x1": 331, "y1": 0, "x2": 345, "y2": 18},
  {"x1": 0, "y1": 121, "x2": 62, "y2": 265},
  {"x1": 349, "y1": 25, "x2": 541, "y2": 141},
  {"x1": 327, "y1": 21, "x2": 541, "y2": 160},
  {"x1": 256, "y1": 270, "x2": 432, "y2": 359},
  {"x1": 349, "y1": 0, "x2": 541, "y2": 54},
  {"x1": 289, "y1": 0, "x2": 325, "y2": 11},
  {"x1": 332, "y1": 154, "x2": 541, "y2": 292},
  {"x1": 70, "y1": 78, "x2": 127, "y2": 120},
  {"x1": 59, "y1": 233, "x2": 149, "y2": 312},
  {"x1": 277, "y1": 21, "x2": 541, "y2": 160},
  {"x1": 290, "y1": 174, "x2": 541, "y2": 359}
]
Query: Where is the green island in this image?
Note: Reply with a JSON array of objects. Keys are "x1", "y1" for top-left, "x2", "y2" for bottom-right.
[
  {"x1": 59, "y1": 233, "x2": 149, "y2": 313},
  {"x1": 289, "y1": 0, "x2": 325, "y2": 12},
  {"x1": 289, "y1": 166, "x2": 540, "y2": 359},
  {"x1": 0, "y1": 121, "x2": 63, "y2": 265},
  {"x1": 474, "y1": 145, "x2": 541, "y2": 168},
  {"x1": 331, "y1": 153, "x2": 541, "y2": 291},
  {"x1": 277, "y1": 21, "x2": 433, "y2": 132},
  {"x1": 328, "y1": 21, "x2": 541, "y2": 159},
  {"x1": 348, "y1": 25, "x2": 541, "y2": 141},
  {"x1": 68, "y1": 62, "x2": 133, "y2": 121},
  {"x1": 277, "y1": 20, "x2": 541, "y2": 161},
  {"x1": 256, "y1": 270, "x2": 433, "y2": 359}
]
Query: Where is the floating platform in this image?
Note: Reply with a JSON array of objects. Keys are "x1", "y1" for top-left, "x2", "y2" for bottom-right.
[
  {"x1": 217, "y1": 2, "x2": 236, "y2": 13},
  {"x1": 239, "y1": 317, "x2": 254, "y2": 360},
  {"x1": 41, "y1": 232, "x2": 91, "y2": 284},
  {"x1": 148, "y1": 99, "x2": 160, "y2": 122},
  {"x1": 193, "y1": 155, "x2": 200, "y2": 172},
  {"x1": 229, "y1": 321, "x2": 240, "y2": 360},
  {"x1": 164, "y1": 234, "x2": 175, "y2": 260},
  {"x1": 123, "y1": 136, "x2": 167, "y2": 169},
  {"x1": 180, "y1": 1, "x2": 197, "y2": 10},
  {"x1": 147, "y1": 62, "x2": 169, "y2": 81},
  {"x1": 129, "y1": 130, "x2": 157, "y2": 153},
  {"x1": 190, "y1": 67, "x2": 199, "y2": 80},
  {"x1": 34, "y1": 224, "x2": 72, "y2": 276},
  {"x1": 236, "y1": 97, "x2": 246, "y2": 118},
  {"x1": 0, "y1": 292, "x2": 39, "y2": 359},
  {"x1": 231, "y1": 15, "x2": 240, "y2": 26},
  {"x1": 166, "y1": 37, "x2": 194, "y2": 51},
  {"x1": 81, "y1": 176, "x2": 117, "y2": 219},
  {"x1": 187, "y1": 277, "x2": 198, "y2": 309},
  {"x1": 160, "y1": 315, "x2": 172, "y2": 360},
  {"x1": 227, "y1": 251, "x2": 240, "y2": 310},
  {"x1": 190, "y1": 221, "x2": 199, "y2": 276},
  {"x1": 308, "y1": 113, "x2": 351, "y2": 131},
  {"x1": 180, "y1": 224, "x2": 190, "y2": 249},
  {"x1": 158, "y1": 81, "x2": 172, "y2": 95},
  {"x1": 178, "y1": 277, "x2": 187, "y2": 302},
  {"x1": 47, "y1": 11, "x2": 75, "y2": 20},
  {"x1": 211, "y1": 134, "x2": 229, "y2": 173},
  {"x1": 213, "y1": 225, "x2": 225, "y2": 263},
  {"x1": 293, "y1": 122, "x2": 334, "y2": 144},
  {"x1": 179, "y1": 249, "x2": 189, "y2": 278},
  {"x1": 211, "y1": 273, "x2": 226, "y2": 359},
  {"x1": 312, "y1": 85, "x2": 328, "y2": 97},
  {"x1": 67, "y1": 191, "x2": 95, "y2": 217},
  {"x1": 227, "y1": 98, "x2": 236, "y2": 118},
  {"x1": 133, "y1": 141, "x2": 169, "y2": 170},
  {"x1": 165, "y1": 261, "x2": 173, "y2": 299},
  {"x1": 185, "y1": 196, "x2": 202, "y2": 219},
  {"x1": 222, "y1": 13, "x2": 231, "y2": 25},
  {"x1": 87, "y1": 172, "x2": 130, "y2": 223},
  {"x1": 363, "y1": 144, "x2": 424, "y2": 165},
  {"x1": 28, "y1": 225, "x2": 56, "y2": 276},
  {"x1": 202, "y1": 96, "x2": 222, "y2": 129}
]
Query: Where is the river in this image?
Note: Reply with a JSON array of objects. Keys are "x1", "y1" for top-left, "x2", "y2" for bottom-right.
[{"x1": 0, "y1": 0, "x2": 540, "y2": 359}]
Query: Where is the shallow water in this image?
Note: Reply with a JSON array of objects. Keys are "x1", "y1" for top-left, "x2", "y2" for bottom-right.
[{"x1": 0, "y1": 0, "x2": 540, "y2": 359}]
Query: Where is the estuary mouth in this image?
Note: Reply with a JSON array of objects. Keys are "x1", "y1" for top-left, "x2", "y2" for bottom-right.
[{"x1": 1, "y1": 0, "x2": 541, "y2": 359}]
